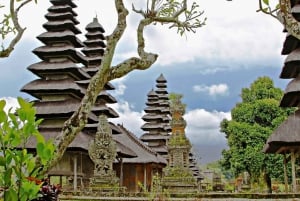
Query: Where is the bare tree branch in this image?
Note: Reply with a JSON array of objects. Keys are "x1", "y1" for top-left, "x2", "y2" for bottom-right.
[
  {"x1": 0, "y1": 0, "x2": 32, "y2": 58},
  {"x1": 278, "y1": 0, "x2": 300, "y2": 40},
  {"x1": 256, "y1": 0, "x2": 279, "y2": 19},
  {"x1": 16, "y1": 0, "x2": 32, "y2": 12}
]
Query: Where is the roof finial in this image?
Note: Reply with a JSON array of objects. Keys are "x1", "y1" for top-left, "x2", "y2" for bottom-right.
[{"x1": 93, "y1": 12, "x2": 98, "y2": 23}]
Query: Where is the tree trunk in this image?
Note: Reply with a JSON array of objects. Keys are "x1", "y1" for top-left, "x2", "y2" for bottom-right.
[{"x1": 264, "y1": 172, "x2": 272, "y2": 194}]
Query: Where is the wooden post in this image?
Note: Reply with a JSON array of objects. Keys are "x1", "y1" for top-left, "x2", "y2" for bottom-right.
[
  {"x1": 73, "y1": 155, "x2": 77, "y2": 191},
  {"x1": 144, "y1": 164, "x2": 147, "y2": 190},
  {"x1": 283, "y1": 153, "x2": 288, "y2": 193},
  {"x1": 291, "y1": 151, "x2": 297, "y2": 193},
  {"x1": 120, "y1": 158, "x2": 123, "y2": 187}
]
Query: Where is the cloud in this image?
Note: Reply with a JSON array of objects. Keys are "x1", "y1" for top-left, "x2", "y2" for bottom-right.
[
  {"x1": 184, "y1": 109, "x2": 231, "y2": 145},
  {"x1": 110, "y1": 77, "x2": 127, "y2": 97},
  {"x1": 0, "y1": 97, "x2": 19, "y2": 113},
  {"x1": 183, "y1": 108, "x2": 231, "y2": 164},
  {"x1": 193, "y1": 83, "x2": 229, "y2": 97},
  {"x1": 110, "y1": 101, "x2": 145, "y2": 136},
  {"x1": 6, "y1": 0, "x2": 284, "y2": 74}
]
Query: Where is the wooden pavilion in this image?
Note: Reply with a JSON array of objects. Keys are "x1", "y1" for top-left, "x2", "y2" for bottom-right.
[
  {"x1": 113, "y1": 125, "x2": 167, "y2": 193},
  {"x1": 263, "y1": 0, "x2": 300, "y2": 193}
]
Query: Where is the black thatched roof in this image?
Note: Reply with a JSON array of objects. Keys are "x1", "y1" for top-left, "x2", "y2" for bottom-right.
[
  {"x1": 26, "y1": 127, "x2": 136, "y2": 158},
  {"x1": 114, "y1": 125, "x2": 167, "y2": 165},
  {"x1": 281, "y1": 34, "x2": 300, "y2": 56},
  {"x1": 280, "y1": 77, "x2": 300, "y2": 107},
  {"x1": 264, "y1": 109, "x2": 300, "y2": 154},
  {"x1": 27, "y1": 61, "x2": 90, "y2": 80},
  {"x1": 21, "y1": 78, "x2": 86, "y2": 99},
  {"x1": 280, "y1": 48, "x2": 300, "y2": 78},
  {"x1": 140, "y1": 133, "x2": 170, "y2": 141},
  {"x1": 37, "y1": 31, "x2": 83, "y2": 47}
]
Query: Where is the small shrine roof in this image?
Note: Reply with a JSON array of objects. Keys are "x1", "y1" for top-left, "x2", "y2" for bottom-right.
[
  {"x1": 45, "y1": 12, "x2": 79, "y2": 24},
  {"x1": 43, "y1": 20, "x2": 81, "y2": 34},
  {"x1": 50, "y1": 0, "x2": 77, "y2": 8},
  {"x1": 33, "y1": 45, "x2": 85, "y2": 64},
  {"x1": 156, "y1": 74, "x2": 167, "y2": 83},
  {"x1": 264, "y1": 109, "x2": 300, "y2": 154},
  {"x1": 21, "y1": 79, "x2": 86, "y2": 99},
  {"x1": 85, "y1": 18, "x2": 105, "y2": 32},
  {"x1": 280, "y1": 48, "x2": 300, "y2": 78},
  {"x1": 280, "y1": 77, "x2": 300, "y2": 107},
  {"x1": 114, "y1": 125, "x2": 167, "y2": 165},
  {"x1": 141, "y1": 123, "x2": 166, "y2": 130},
  {"x1": 48, "y1": 5, "x2": 77, "y2": 16},
  {"x1": 27, "y1": 61, "x2": 90, "y2": 80},
  {"x1": 281, "y1": 34, "x2": 300, "y2": 55},
  {"x1": 37, "y1": 30, "x2": 83, "y2": 47},
  {"x1": 140, "y1": 133, "x2": 170, "y2": 141},
  {"x1": 142, "y1": 114, "x2": 164, "y2": 121}
]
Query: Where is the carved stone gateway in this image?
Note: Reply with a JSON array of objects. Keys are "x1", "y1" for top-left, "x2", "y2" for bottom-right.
[{"x1": 88, "y1": 115, "x2": 119, "y2": 194}]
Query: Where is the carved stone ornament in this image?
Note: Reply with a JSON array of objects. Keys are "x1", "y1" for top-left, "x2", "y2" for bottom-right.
[{"x1": 89, "y1": 114, "x2": 117, "y2": 176}]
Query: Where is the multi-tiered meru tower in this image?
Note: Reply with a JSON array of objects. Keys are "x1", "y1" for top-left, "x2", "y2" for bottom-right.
[{"x1": 140, "y1": 74, "x2": 171, "y2": 159}]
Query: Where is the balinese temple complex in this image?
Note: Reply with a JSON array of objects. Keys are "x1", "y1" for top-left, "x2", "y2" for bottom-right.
[
  {"x1": 263, "y1": 0, "x2": 300, "y2": 193},
  {"x1": 21, "y1": 0, "x2": 203, "y2": 195}
]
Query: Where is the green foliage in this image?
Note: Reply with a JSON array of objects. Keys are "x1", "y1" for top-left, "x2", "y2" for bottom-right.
[
  {"x1": 0, "y1": 97, "x2": 55, "y2": 201},
  {"x1": 220, "y1": 76, "x2": 295, "y2": 187},
  {"x1": 168, "y1": 135, "x2": 190, "y2": 146},
  {"x1": 169, "y1": 93, "x2": 186, "y2": 108},
  {"x1": 155, "y1": 0, "x2": 206, "y2": 36}
]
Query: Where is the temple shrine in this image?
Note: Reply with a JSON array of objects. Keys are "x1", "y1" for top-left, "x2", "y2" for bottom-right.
[{"x1": 161, "y1": 94, "x2": 201, "y2": 193}]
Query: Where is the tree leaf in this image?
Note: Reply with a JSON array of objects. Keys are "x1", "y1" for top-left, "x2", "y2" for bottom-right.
[{"x1": 263, "y1": 0, "x2": 269, "y2": 5}]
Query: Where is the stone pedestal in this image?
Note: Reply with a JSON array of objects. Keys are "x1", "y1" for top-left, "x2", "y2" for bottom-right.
[
  {"x1": 89, "y1": 170, "x2": 120, "y2": 195},
  {"x1": 162, "y1": 166, "x2": 198, "y2": 194},
  {"x1": 88, "y1": 115, "x2": 121, "y2": 195}
]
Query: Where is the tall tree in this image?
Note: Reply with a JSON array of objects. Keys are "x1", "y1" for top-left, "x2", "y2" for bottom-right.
[{"x1": 220, "y1": 76, "x2": 294, "y2": 193}]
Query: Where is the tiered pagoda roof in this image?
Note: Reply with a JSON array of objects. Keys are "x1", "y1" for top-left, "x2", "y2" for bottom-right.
[
  {"x1": 80, "y1": 17, "x2": 120, "y2": 135},
  {"x1": 264, "y1": 0, "x2": 300, "y2": 154},
  {"x1": 21, "y1": 0, "x2": 123, "y2": 152},
  {"x1": 155, "y1": 74, "x2": 172, "y2": 134},
  {"x1": 21, "y1": 0, "x2": 90, "y2": 132},
  {"x1": 115, "y1": 125, "x2": 167, "y2": 165},
  {"x1": 189, "y1": 153, "x2": 204, "y2": 181},
  {"x1": 140, "y1": 74, "x2": 171, "y2": 158}
]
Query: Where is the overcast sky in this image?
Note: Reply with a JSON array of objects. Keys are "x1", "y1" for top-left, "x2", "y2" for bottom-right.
[{"x1": 0, "y1": 0, "x2": 289, "y2": 164}]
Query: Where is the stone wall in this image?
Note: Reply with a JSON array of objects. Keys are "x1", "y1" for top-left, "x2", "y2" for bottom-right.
[{"x1": 59, "y1": 195, "x2": 300, "y2": 201}]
